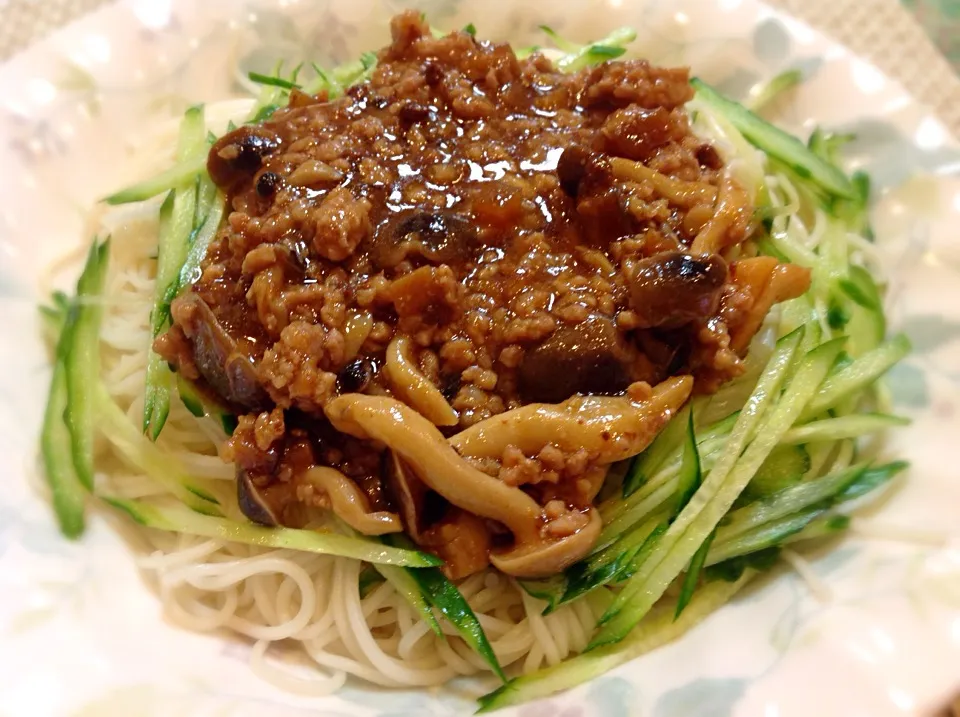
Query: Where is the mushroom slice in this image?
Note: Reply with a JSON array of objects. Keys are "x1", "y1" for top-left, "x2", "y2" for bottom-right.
[
  {"x1": 172, "y1": 292, "x2": 271, "y2": 411},
  {"x1": 237, "y1": 467, "x2": 281, "y2": 526},
  {"x1": 627, "y1": 251, "x2": 728, "y2": 329},
  {"x1": 385, "y1": 450, "x2": 431, "y2": 542},
  {"x1": 304, "y1": 466, "x2": 402, "y2": 536},
  {"x1": 370, "y1": 209, "x2": 476, "y2": 270},
  {"x1": 490, "y1": 509, "x2": 602, "y2": 579},
  {"x1": 324, "y1": 394, "x2": 606, "y2": 578},
  {"x1": 518, "y1": 315, "x2": 633, "y2": 404}
]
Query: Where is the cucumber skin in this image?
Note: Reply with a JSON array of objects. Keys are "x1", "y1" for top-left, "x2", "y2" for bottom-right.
[{"x1": 691, "y1": 78, "x2": 857, "y2": 200}]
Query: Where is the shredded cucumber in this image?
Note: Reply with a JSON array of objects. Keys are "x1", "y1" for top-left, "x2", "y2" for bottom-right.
[
  {"x1": 692, "y1": 79, "x2": 856, "y2": 200},
  {"x1": 375, "y1": 564, "x2": 443, "y2": 637},
  {"x1": 740, "y1": 444, "x2": 809, "y2": 502},
  {"x1": 781, "y1": 413, "x2": 909, "y2": 445},
  {"x1": 801, "y1": 334, "x2": 911, "y2": 419},
  {"x1": 63, "y1": 238, "x2": 111, "y2": 491},
  {"x1": 103, "y1": 497, "x2": 441, "y2": 567},
  {"x1": 384, "y1": 534, "x2": 505, "y2": 680},
  {"x1": 747, "y1": 69, "x2": 803, "y2": 113},
  {"x1": 622, "y1": 403, "x2": 691, "y2": 497},
  {"x1": 592, "y1": 330, "x2": 838, "y2": 646},
  {"x1": 176, "y1": 374, "x2": 237, "y2": 435},
  {"x1": 142, "y1": 106, "x2": 208, "y2": 440},
  {"x1": 477, "y1": 572, "x2": 753, "y2": 711},
  {"x1": 95, "y1": 384, "x2": 222, "y2": 514},
  {"x1": 103, "y1": 155, "x2": 207, "y2": 205}
]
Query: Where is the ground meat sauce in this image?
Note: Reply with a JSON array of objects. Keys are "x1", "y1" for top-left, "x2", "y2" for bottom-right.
[{"x1": 155, "y1": 12, "x2": 809, "y2": 576}]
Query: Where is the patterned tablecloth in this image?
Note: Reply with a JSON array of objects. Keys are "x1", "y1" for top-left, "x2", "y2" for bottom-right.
[{"x1": 0, "y1": 0, "x2": 959, "y2": 135}]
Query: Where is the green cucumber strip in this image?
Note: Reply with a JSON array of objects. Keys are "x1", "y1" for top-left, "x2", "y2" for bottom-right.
[
  {"x1": 250, "y1": 103, "x2": 281, "y2": 122},
  {"x1": 538, "y1": 25, "x2": 578, "y2": 53},
  {"x1": 707, "y1": 508, "x2": 825, "y2": 565},
  {"x1": 95, "y1": 384, "x2": 222, "y2": 514},
  {"x1": 246, "y1": 62, "x2": 294, "y2": 119},
  {"x1": 583, "y1": 511, "x2": 667, "y2": 577},
  {"x1": 374, "y1": 564, "x2": 442, "y2": 636},
  {"x1": 39, "y1": 291, "x2": 70, "y2": 349},
  {"x1": 747, "y1": 69, "x2": 802, "y2": 113},
  {"x1": 556, "y1": 27, "x2": 637, "y2": 71},
  {"x1": 176, "y1": 373, "x2": 237, "y2": 435},
  {"x1": 151, "y1": 108, "x2": 206, "y2": 334},
  {"x1": 620, "y1": 521, "x2": 669, "y2": 580},
  {"x1": 176, "y1": 374, "x2": 205, "y2": 418},
  {"x1": 595, "y1": 477, "x2": 677, "y2": 551},
  {"x1": 476, "y1": 571, "x2": 753, "y2": 712},
  {"x1": 801, "y1": 334, "x2": 911, "y2": 420},
  {"x1": 623, "y1": 403, "x2": 691, "y2": 497},
  {"x1": 784, "y1": 513, "x2": 851, "y2": 544},
  {"x1": 672, "y1": 411, "x2": 702, "y2": 514},
  {"x1": 705, "y1": 547, "x2": 780, "y2": 583},
  {"x1": 741, "y1": 444, "x2": 809, "y2": 502},
  {"x1": 832, "y1": 264, "x2": 886, "y2": 356},
  {"x1": 781, "y1": 414, "x2": 909, "y2": 445},
  {"x1": 305, "y1": 63, "x2": 336, "y2": 97},
  {"x1": 592, "y1": 329, "x2": 833, "y2": 646},
  {"x1": 839, "y1": 265, "x2": 883, "y2": 313},
  {"x1": 559, "y1": 516, "x2": 666, "y2": 608},
  {"x1": 177, "y1": 181, "x2": 225, "y2": 290},
  {"x1": 836, "y1": 460, "x2": 907, "y2": 502},
  {"x1": 248, "y1": 71, "x2": 301, "y2": 90},
  {"x1": 597, "y1": 431, "x2": 746, "y2": 553},
  {"x1": 808, "y1": 128, "x2": 855, "y2": 167},
  {"x1": 674, "y1": 529, "x2": 715, "y2": 619},
  {"x1": 518, "y1": 574, "x2": 567, "y2": 614},
  {"x1": 408, "y1": 566, "x2": 505, "y2": 682},
  {"x1": 600, "y1": 423, "x2": 734, "y2": 534},
  {"x1": 332, "y1": 51, "x2": 378, "y2": 87},
  {"x1": 193, "y1": 171, "x2": 218, "y2": 230},
  {"x1": 103, "y1": 155, "x2": 207, "y2": 205},
  {"x1": 384, "y1": 535, "x2": 503, "y2": 679},
  {"x1": 103, "y1": 496, "x2": 440, "y2": 566},
  {"x1": 143, "y1": 106, "x2": 207, "y2": 440},
  {"x1": 691, "y1": 78, "x2": 856, "y2": 200},
  {"x1": 64, "y1": 238, "x2": 111, "y2": 491},
  {"x1": 41, "y1": 358, "x2": 86, "y2": 538}
]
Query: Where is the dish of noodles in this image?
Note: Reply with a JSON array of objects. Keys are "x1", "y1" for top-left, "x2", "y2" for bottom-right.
[{"x1": 33, "y1": 8, "x2": 924, "y2": 711}]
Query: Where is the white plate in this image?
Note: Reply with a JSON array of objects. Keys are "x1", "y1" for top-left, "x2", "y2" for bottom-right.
[{"x1": 1, "y1": 1, "x2": 959, "y2": 715}]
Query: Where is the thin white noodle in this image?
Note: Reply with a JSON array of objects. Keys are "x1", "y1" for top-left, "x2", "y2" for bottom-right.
[
  {"x1": 397, "y1": 620, "x2": 432, "y2": 659},
  {"x1": 250, "y1": 640, "x2": 347, "y2": 696},
  {"x1": 520, "y1": 589, "x2": 561, "y2": 667},
  {"x1": 523, "y1": 642, "x2": 544, "y2": 674},
  {"x1": 137, "y1": 539, "x2": 223, "y2": 569},
  {"x1": 437, "y1": 636, "x2": 477, "y2": 675}
]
